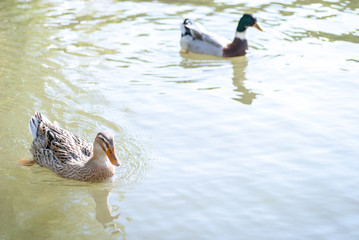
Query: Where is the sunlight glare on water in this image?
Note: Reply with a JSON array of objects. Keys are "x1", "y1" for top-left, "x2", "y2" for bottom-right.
[{"x1": 0, "y1": 0, "x2": 359, "y2": 239}]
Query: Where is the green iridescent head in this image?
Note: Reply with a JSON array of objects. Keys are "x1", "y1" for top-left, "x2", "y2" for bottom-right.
[{"x1": 236, "y1": 14, "x2": 263, "y2": 32}]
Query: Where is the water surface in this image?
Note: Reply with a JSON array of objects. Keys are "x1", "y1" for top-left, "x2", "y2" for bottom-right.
[{"x1": 1, "y1": 0, "x2": 359, "y2": 239}]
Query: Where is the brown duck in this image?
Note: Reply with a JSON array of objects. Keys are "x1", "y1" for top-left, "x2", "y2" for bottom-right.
[{"x1": 28, "y1": 112, "x2": 121, "y2": 181}]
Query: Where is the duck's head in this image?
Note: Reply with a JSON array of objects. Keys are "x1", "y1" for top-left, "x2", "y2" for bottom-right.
[
  {"x1": 94, "y1": 131, "x2": 121, "y2": 167},
  {"x1": 236, "y1": 14, "x2": 263, "y2": 32}
]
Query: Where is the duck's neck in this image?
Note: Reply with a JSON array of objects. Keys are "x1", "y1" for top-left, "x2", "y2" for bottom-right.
[
  {"x1": 84, "y1": 144, "x2": 115, "y2": 181},
  {"x1": 88, "y1": 154, "x2": 111, "y2": 169},
  {"x1": 89, "y1": 143, "x2": 108, "y2": 165},
  {"x1": 235, "y1": 31, "x2": 247, "y2": 40}
]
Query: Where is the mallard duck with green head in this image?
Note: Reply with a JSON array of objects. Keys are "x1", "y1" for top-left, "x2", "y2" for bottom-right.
[{"x1": 180, "y1": 14, "x2": 262, "y2": 57}]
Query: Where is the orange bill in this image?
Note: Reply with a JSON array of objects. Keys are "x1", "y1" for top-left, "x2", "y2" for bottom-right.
[
  {"x1": 253, "y1": 22, "x2": 263, "y2": 31},
  {"x1": 106, "y1": 147, "x2": 121, "y2": 167}
]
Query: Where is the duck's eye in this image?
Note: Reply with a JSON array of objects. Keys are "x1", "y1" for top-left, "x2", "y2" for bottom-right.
[{"x1": 103, "y1": 141, "x2": 110, "y2": 149}]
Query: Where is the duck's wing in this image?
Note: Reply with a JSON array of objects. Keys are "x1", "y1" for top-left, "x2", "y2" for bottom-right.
[
  {"x1": 46, "y1": 126, "x2": 92, "y2": 164},
  {"x1": 30, "y1": 112, "x2": 92, "y2": 166},
  {"x1": 185, "y1": 21, "x2": 230, "y2": 47}
]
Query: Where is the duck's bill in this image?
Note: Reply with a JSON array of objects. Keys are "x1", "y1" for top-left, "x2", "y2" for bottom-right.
[
  {"x1": 253, "y1": 22, "x2": 263, "y2": 31},
  {"x1": 106, "y1": 147, "x2": 121, "y2": 167}
]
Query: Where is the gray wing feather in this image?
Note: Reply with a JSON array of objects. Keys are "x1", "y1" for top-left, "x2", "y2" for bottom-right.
[{"x1": 185, "y1": 21, "x2": 230, "y2": 48}]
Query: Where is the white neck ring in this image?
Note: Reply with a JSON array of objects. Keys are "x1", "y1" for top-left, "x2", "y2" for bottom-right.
[{"x1": 235, "y1": 31, "x2": 247, "y2": 40}]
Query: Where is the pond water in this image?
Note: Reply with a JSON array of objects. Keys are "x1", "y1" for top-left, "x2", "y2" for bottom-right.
[{"x1": 1, "y1": 0, "x2": 359, "y2": 239}]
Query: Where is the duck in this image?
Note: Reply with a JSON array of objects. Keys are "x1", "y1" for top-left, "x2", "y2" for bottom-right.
[
  {"x1": 27, "y1": 112, "x2": 121, "y2": 181},
  {"x1": 180, "y1": 14, "x2": 262, "y2": 57}
]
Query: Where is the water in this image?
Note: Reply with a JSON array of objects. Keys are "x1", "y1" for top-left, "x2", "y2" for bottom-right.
[{"x1": 1, "y1": 0, "x2": 359, "y2": 239}]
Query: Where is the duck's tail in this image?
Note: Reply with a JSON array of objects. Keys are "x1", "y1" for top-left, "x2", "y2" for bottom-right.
[
  {"x1": 29, "y1": 112, "x2": 41, "y2": 139},
  {"x1": 29, "y1": 112, "x2": 50, "y2": 139},
  {"x1": 180, "y1": 19, "x2": 193, "y2": 36}
]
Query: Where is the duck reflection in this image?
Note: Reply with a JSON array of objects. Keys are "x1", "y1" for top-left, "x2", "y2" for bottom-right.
[
  {"x1": 90, "y1": 187, "x2": 124, "y2": 235},
  {"x1": 179, "y1": 53, "x2": 257, "y2": 104},
  {"x1": 230, "y1": 57, "x2": 258, "y2": 104}
]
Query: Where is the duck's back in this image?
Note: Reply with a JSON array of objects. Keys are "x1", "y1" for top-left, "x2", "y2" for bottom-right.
[
  {"x1": 181, "y1": 20, "x2": 230, "y2": 57},
  {"x1": 181, "y1": 35, "x2": 224, "y2": 57},
  {"x1": 29, "y1": 113, "x2": 93, "y2": 175}
]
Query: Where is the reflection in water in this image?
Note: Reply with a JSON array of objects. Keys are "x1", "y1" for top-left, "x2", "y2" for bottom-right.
[
  {"x1": 0, "y1": 179, "x2": 127, "y2": 239},
  {"x1": 230, "y1": 57, "x2": 258, "y2": 104},
  {"x1": 90, "y1": 187, "x2": 125, "y2": 236},
  {"x1": 179, "y1": 53, "x2": 257, "y2": 104}
]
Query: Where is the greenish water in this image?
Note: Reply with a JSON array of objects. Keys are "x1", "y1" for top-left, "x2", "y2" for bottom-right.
[{"x1": 1, "y1": 0, "x2": 359, "y2": 239}]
